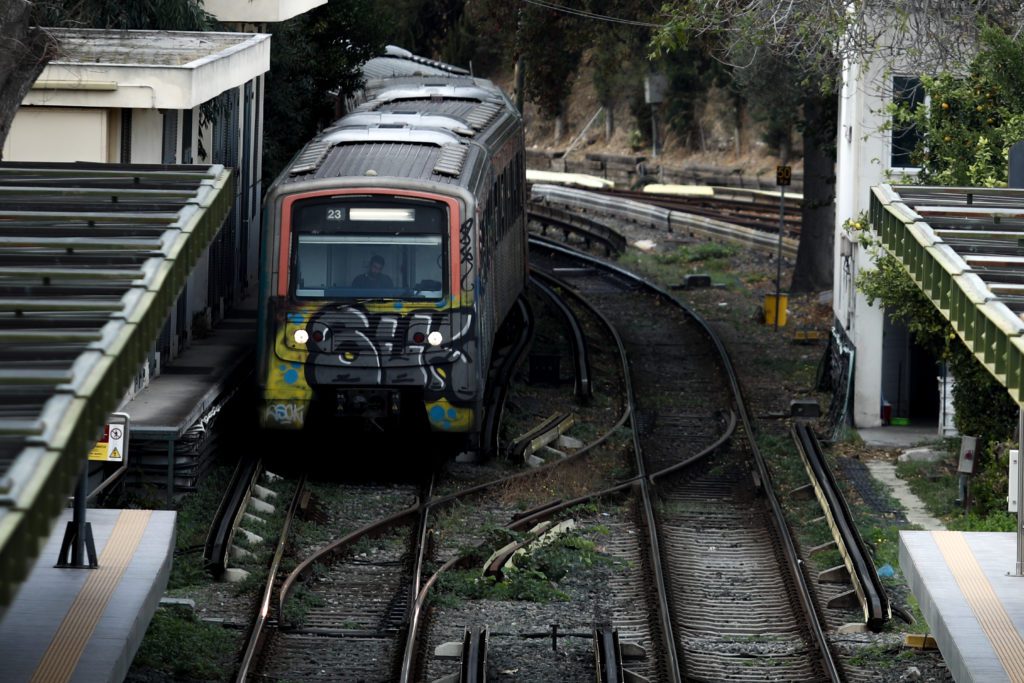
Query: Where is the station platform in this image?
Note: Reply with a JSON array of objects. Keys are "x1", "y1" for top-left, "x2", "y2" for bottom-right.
[
  {"x1": 900, "y1": 531, "x2": 1024, "y2": 682},
  {"x1": 123, "y1": 301, "x2": 257, "y2": 498},
  {"x1": 128, "y1": 310, "x2": 255, "y2": 440},
  {"x1": 0, "y1": 508, "x2": 175, "y2": 683}
]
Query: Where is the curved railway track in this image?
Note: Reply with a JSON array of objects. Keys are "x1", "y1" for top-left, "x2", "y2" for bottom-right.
[
  {"x1": 605, "y1": 186, "x2": 802, "y2": 235},
  {"x1": 529, "y1": 237, "x2": 839, "y2": 682},
  {"x1": 219, "y1": 232, "x2": 847, "y2": 681}
]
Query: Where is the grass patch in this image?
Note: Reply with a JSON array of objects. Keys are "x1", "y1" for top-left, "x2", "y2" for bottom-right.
[
  {"x1": 896, "y1": 457, "x2": 960, "y2": 520},
  {"x1": 165, "y1": 461, "x2": 234, "y2": 591},
  {"x1": 131, "y1": 608, "x2": 236, "y2": 680},
  {"x1": 280, "y1": 583, "x2": 327, "y2": 627},
  {"x1": 432, "y1": 524, "x2": 616, "y2": 607}
]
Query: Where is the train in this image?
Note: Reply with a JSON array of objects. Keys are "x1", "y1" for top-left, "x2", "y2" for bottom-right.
[{"x1": 257, "y1": 47, "x2": 528, "y2": 451}]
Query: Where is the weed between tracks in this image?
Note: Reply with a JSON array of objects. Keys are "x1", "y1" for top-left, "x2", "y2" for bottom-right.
[{"x1": 431, "y1": 522, "x2": 620, "y2": 607}]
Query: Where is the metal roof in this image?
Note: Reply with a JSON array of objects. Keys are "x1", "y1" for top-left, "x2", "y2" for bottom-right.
[
  {"x1": 0, "y1": 161, "x2": 232, "y2": 609},
  {"x1": 871, "y1": 184, "x2": 1024, "y2": 405}
]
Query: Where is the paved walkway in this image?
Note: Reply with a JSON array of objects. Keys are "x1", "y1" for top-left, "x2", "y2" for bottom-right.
[{"x1": 864, "y1": 460, "x2": 946, "y2": 531}]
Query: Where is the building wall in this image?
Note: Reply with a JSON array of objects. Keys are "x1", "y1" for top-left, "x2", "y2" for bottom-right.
[
  {"x1": 6, "y1": 79, "x2": 264, "y2": 373},
  {"x1": 833, "y1": 49, "x2": 925, "y2": 427},
  {"x1": 3, "y1": 107, "x2": 109, "y2": 162}
]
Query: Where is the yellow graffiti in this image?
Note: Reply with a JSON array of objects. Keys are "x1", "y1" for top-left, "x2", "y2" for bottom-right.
[
  {"x1": 265, "y1": 310, "x2": 313, "y2": 401},
  {"x1": 425, "y1": 398, "x2": 473, "y2": 432},
  {"x1": 362, "y1": 291, "x2": 474, "y2": 314}
]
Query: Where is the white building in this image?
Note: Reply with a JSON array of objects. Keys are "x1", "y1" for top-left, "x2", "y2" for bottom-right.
[
  {"x1": 4, "y1": 28, "x2": 270, "y2": 368},
  {"x1": 833, "y1": 44, "x2": 952, "y2": 432}
]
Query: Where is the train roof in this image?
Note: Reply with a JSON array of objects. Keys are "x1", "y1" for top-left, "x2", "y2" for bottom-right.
[
  {"x1": 276, "y1": 53, "x2": 520, "y2": 194},
  {"x1": 361, "y1": 45, "x2": 471, "y2": 79}
]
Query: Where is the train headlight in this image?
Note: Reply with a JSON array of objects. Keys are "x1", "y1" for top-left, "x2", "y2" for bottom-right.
[
  {"x1": 427, "y1": 331, "x2": 443, "y2": 346},
  {"x1": 293, "y1": 329, "x2": 309, "y2": 344}
]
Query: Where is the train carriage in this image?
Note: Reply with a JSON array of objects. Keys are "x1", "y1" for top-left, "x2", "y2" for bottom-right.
[{"x1": 257, "y1": 49, "x2": 527, "y2": 449}]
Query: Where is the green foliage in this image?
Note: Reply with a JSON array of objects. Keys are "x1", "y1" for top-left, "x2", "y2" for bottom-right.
[
  {"x1": 434, "y1": 527, "x2": 613, "y2": 606},
  {"x1": 965, "y1": 443, "x2": 1013, "y2": 518},
  {"x1": 895, "y1": 24, "x2": 1024, "y2": 186},
  {"x1": 262, "y1": 1, "x2": 388, "y2": 184},
  {"x1": 131, "y1": 608, "x2": 236, "y2": 680},
  {"x1": 280, "y1": 583, "x2": 326, "y2": 627},
  {"x1": 851, "y1": 219, "x2": 1017, "y2": 448},
  {"x1": 948, "y1": 510, "x2": 1017, "y2": 531},
  {"x1": 40, "y1": 0, "x2": 213, "y2": 30},
  {"x1": 437, "y1": 566, "x2": 569, "y2": 604}
]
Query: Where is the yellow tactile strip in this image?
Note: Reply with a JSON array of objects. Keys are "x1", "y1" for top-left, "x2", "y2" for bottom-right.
[
  {"x1": 933, "y1": 530, "x2": 1024, "y2": 683},
  {"x1": 30, "y1": 509, "x2": 152, "y2": 683}
]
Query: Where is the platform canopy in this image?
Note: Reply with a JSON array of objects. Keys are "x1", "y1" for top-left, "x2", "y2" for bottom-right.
[
  {"x1": 871, "y1": 184, "x2": 1024, "y2": 406},
  {"x1": 24, "y1": 28, "x2": 269, "y2": 110},
  {"x1": 0, "y1": 161, "x2": 233, "y2": 608}
]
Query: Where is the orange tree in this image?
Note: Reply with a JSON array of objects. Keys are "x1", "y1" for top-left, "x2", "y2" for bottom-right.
[{"x1": 895, "y1": 24, "x2": 1024, "y2": 186}]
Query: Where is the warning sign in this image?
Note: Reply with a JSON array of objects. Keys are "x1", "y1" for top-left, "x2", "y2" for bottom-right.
[
  {"x1": 776, "y1": 165, "x2": 792, "y2": 186},
  {"x1": 957, "y1": 435, "x2": 978, "y2": 475},
  {"x1": 88, "y1": 417, "x2": 128, "y2": 462}
]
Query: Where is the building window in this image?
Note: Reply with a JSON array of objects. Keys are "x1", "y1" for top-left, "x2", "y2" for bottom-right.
[{"x1": 891, "y1": 76, "x2": 924, "y2": 168}]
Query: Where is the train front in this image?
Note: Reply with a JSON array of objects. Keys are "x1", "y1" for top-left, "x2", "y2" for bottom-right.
[{"x1": 258, "y1": 188, "x2": 479, "y2": 437}]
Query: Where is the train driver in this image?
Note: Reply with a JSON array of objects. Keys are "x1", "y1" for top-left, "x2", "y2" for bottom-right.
[{"x1": 352, "y1": 254, "x2": 394, "y2": 289}]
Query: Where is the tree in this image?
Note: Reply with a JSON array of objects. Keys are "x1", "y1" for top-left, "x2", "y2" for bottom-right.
[
  {"x1": 654, "y1": 0, "x2": 1024, "y2": 293},
  {"x1": 0, "y1": 1, "x2": 58, "y2": 155},
  {"x1": 896, "y1": 25, "x2": 1024, "y2": 187},
  {"x1": 262, "y1": 1, "x2": 389, "y2": 184},
  {"x1": 517, "y1": 4, "x2": 590, "y2": 138}
]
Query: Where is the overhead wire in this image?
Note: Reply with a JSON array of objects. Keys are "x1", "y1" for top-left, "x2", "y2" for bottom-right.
[{"x1": 521, "y1": 0, "x2": 663, "y2": 28}]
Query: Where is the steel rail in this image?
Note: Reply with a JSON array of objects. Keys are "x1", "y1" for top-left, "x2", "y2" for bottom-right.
[
  {"x1": 234, "y1": 472, "x2": 308, "y2": 683},
  {"x1": 529, "y1": 202, "x2": 627, "y2": 255},
  {"x1": 400, "y1": 474, "x2": 436, "y2": 682},
  {"x1": 395, "y1": 262, "x2": 740, "y2": 682},
  {"x1": 530, "y1": 184, "x2": 799, "y2": 257},
  {"x1": 793, "y1": 422, "x2": 891, "y2": 630},
  {"x1": 529, "y1": 242, "x2": 684, "y2": 682},
  {"x1": 529, "y1": 273, "x2": 592, "y2": 401},
  {"x1": 528, "y1": 235, "x2": 842, "y2": 681}
]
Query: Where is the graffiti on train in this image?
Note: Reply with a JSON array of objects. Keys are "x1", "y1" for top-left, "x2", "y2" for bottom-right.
[{"x1": 268, "y1": 299, "x2": 478, "y2": 404}]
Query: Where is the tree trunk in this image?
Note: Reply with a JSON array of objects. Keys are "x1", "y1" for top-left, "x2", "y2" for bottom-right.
[
  {"x1": 604, "y1": 103, "x2": 614, "y2": 141},
  {"x1": 0, "y1": 2, "x2": 58, "y2": 157},
  {"x1": 790, "y1": 91, "x2": 836, "y2": 293},
  {"x1": 514, "y1": 56, "x2": 525, "y2": 113}
]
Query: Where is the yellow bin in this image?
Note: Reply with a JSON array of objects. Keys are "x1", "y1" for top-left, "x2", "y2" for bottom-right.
[{"x1": 764, "y1": 293, "x2": 788, "y2": 327}]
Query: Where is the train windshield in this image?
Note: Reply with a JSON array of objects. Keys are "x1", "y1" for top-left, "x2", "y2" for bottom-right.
[{"x1": 291, "y1": 199, "x2": 447, "y2": 300}]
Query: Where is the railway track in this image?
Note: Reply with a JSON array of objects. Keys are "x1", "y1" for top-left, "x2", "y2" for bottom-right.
[
  {"x1": 529, "y1": 237, "x2": 839, "y2": 681},
  {"x1": 209, "y1": 229, "x2": 881, "y2": 681},
  {"x1": 531, "y1": 183, "x2": 800, "y2": 258}
]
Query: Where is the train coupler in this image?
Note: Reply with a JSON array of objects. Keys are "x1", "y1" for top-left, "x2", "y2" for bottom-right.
[{"x1": 336, "y1": 389, "x2": 401, "y2": 418}]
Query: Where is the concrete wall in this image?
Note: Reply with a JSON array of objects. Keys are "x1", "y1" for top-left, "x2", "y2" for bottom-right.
[
  {"x1": 3, "y1": 107, "x2": 109, "y2": 162},
  {"x1": 833, "y1": 46, "x2": 927, "y2": 427}
]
